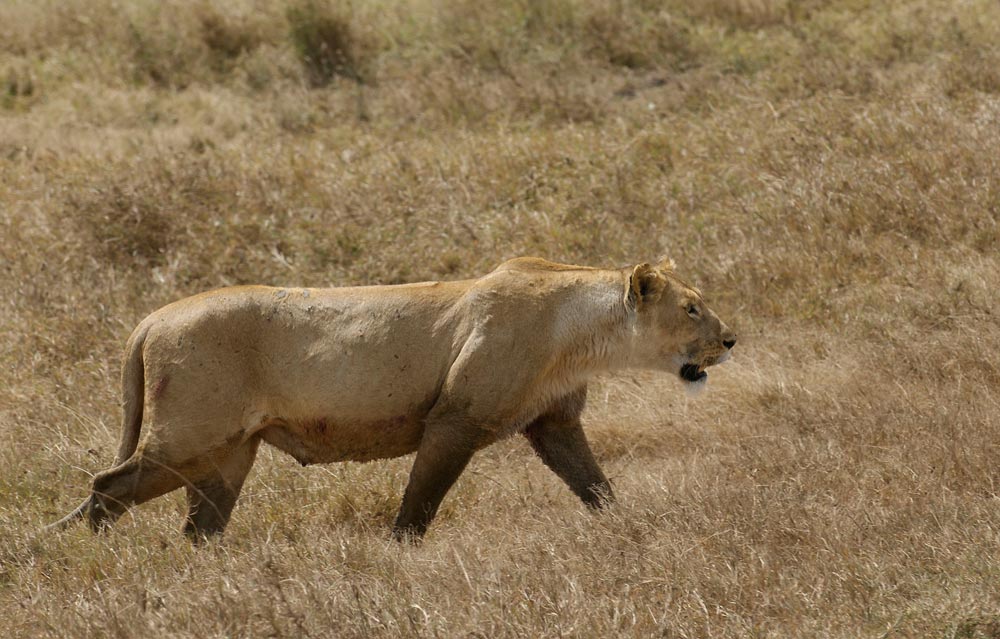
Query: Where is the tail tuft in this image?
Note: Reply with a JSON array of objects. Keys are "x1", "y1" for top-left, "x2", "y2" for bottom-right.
[{"x1": 44, "y1": 496, "x2": 92, "y2": 532}]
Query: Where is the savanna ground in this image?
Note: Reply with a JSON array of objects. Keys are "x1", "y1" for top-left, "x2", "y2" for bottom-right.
[{"x1": 1, "y1": 0, "x2": 999, "y2": 636}]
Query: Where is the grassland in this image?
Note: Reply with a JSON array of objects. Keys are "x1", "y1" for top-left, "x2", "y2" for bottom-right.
[{"x1": 2, "y1": 0, "x2": 1000, "y2": 636}]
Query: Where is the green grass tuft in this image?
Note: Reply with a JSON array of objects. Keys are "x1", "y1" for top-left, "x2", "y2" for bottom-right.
[{"x1": 286, "y1": 0, "x2": 375, "y2": 85}]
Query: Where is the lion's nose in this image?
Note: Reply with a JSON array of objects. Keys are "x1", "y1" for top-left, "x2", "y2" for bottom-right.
[{"x1": 723, "y1": 337, "x2": 737, "y2": 350}]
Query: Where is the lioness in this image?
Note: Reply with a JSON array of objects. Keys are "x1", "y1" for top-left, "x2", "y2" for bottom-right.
[{"x1": 51, "y1": 257, "x2": 736, "y2": 540}]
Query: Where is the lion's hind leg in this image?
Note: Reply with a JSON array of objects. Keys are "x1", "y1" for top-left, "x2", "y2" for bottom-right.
[
  {"x1": 88, "y1": 453, "x2": 186, "y2": 531},
  {"x1": 183, "y1": 438, "x2": 260, "y2": 540}
]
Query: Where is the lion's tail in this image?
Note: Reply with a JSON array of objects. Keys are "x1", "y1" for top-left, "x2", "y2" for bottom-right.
[
  {"x1": 46, "y1": 324, "x2": 149, "y2": 531},
  {"x1": 45, "y1": 497, "x2": 91, "y2": 530},
  {"x1": 113, "y1": 324, "x2": 148, "y2": 466}
]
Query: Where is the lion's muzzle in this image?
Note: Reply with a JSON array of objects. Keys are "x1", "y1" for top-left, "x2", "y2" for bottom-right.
[{"x1": 679, "y1": 363, "x2": 707, "y2": 384}]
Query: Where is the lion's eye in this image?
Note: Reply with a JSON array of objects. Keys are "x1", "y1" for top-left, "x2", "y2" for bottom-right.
[{"x1": 687, "y1": 304, "x2": 699, "y2": 318}]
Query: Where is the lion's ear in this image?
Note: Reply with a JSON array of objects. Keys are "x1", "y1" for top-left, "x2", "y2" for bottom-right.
[
  {"x1": 658, "y1": 256, "x2": 676, "y2": 272},
  {"x1": 627, "y1": 263, "x2": 667, "y2": 307}
]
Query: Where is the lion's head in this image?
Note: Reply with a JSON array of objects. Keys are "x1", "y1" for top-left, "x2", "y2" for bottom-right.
[{"x1": 625, "y1": 259, "x2": 737, "y2": 386}]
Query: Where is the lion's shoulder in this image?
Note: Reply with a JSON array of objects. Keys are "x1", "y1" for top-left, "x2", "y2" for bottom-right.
[{"x1": 491, "y1": 257, "x2": 601, "y2": 274}]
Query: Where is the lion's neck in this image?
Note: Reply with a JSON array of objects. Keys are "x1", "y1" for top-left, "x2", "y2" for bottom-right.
[
  {"x1": 545, "y1": 279, "x2": 634, "y2": 380},
  {"x1": 505, "y1": 277, "x2": 633, "y2": 428}
]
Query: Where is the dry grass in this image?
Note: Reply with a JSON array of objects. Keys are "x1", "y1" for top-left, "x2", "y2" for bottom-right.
[{"x1": 2, "y1": 0, "x2": 1000, "y2": 636}]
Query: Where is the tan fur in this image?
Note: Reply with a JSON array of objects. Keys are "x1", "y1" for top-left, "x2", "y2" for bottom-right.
[{"x1": 51, "y1": 257, "x2": 736, "y2": 540}]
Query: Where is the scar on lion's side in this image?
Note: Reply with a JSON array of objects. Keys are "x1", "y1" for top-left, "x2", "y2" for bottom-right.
[{"x1": 152, "y1": 376, "x2": 169, "y2": 400}]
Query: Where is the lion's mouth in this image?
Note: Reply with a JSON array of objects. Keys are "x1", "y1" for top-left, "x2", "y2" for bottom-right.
[{"x1": 679, "y1": 363, "x2": 707, "y2": 384}]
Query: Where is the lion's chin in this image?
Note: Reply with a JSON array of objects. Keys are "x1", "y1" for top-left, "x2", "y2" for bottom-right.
[{"x1": 679, "y1": 363, "x2": 707, "y2": 384}]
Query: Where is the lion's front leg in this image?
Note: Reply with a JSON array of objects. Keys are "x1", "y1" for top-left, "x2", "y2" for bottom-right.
[
  {"x1": 392, "y1": 418, "x2": 482, "y2": 541},
  {"x1": 524, "y1": 388, "x2": 613, "y2": 509}
]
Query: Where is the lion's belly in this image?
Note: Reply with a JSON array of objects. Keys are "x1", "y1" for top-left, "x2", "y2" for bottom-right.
[{"x1": 259, "y1": 414, "x2": 425, "y2": 464}]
